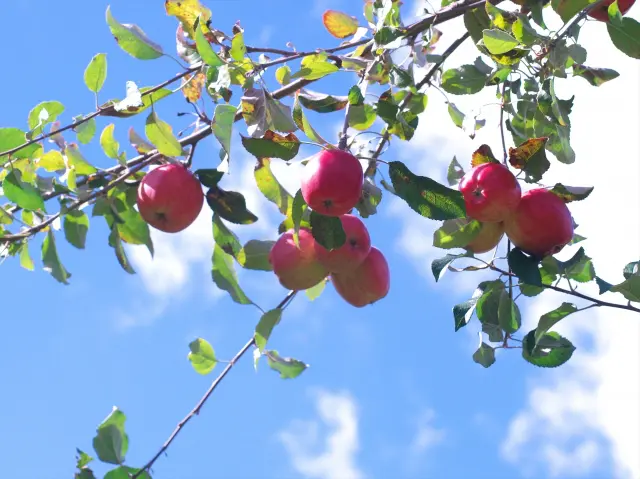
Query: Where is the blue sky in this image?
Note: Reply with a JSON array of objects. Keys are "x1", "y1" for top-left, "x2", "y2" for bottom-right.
[{"x1": 1, "y1": 1, "x2": 639, "y2": 479}]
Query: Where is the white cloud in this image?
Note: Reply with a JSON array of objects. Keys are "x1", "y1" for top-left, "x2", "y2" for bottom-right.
[
  {"x1": 278, "y1": 389, "x2": 364, "y2": 479},
  {"x1": 411, "y1": 408, "x2": 446, "y2": 454}
]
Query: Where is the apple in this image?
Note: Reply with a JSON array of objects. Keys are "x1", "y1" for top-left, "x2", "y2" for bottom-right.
[
  {"x1": 300, "y1": 148, "x2": 364, "y2": 216},
  {"x1": 269, "y1": 228, "x2": 329, "y2": 291},
  {"x1": 587, "y1": 0, "x2": 635, "y2": 21},
  {"x1": 464, "y1": 219, "x2": 505, "y2": 254},
  {"x1": 504, "y1": 188, "x2": 574, "y2": 258},
  {"x1": 459, "y1": 162, "x2": 521, "y2": 223},
  {"x1": 137, "y1": 163, "x2": 204, "y2": 233},
  {"x1": 331, "y1": 246, "x2": 390, "y2": 307},
  {"x1": 315, "y1": 214, "x2": 372, "y2": 274}
]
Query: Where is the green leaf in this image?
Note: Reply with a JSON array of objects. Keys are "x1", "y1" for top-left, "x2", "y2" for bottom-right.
[
  {"x1": 194, "y1": 16, "x2": 224, "y2": 67},
  {"x1": 104, "y1": 466, "x2": 151, "y2": 479},
  {"x1": 66, "y1": 144, "x2": 98, "y2": 175},
  {"x1": 347, "y1": 103, "x2": 377, "y2": 131},
  {"x1": 188, "y1": 338, "x2": 218, "y2": 375},
  {"x1": 105, "y1": 6, "x2": 163, "y2": 60},
  {"x1": 28, "y1": 101, "x2": 65, "y2": 134},
  {"x1": 441, "y1": 61, "x2": 491, "y2": 95},
  {"x1": 508, "y1": 137, "x2": 550, "y2": 183},
  {"x1": 607, "y1": 17, "x2": 640, "y2": 59},
  {"x1": 572, "y1": 64, "x2": 620, "y2": 86},
  {"x1": 483, "y1": 29, "x2": 519, "y2": 55},
  {"x1": 254, "y1": 158, "x2": 293, "y2": 216},
  {"x1": 388, "y1": 161, "x2": 466, "y2": 221},
  {"x1": 102, "y1": 86, "x2": 173, "y2": 118},
  {"x1": 211, "y1": 243, "x2": 253, "y2": 305},
  {"x1": 206, "y1": 187, "x2": 258, "y2": 225},
  {"x1": 100, "y1": 124, "x2": 121, "y2": 160},
  {"x1": 265, "y1": 350, "x2": 308, "y2": 379},
  {"x1": 348, "y1": 85, "x2": 365, "y2": 106},
  {"x1": 195, "y1": 168, "x2": 224, "y2": 188},
  {"x1": 230, "y1": 31, "x2": 246, "y2": 61},
  {"x1": 211, "y1": 104, "x2": 237, "y2": 156},
  {"x1": 431, "y1": 251, "x2": 472, "y2": 281},
  {"x1": 0, "y1": 127, "x2": 41, "y2": 159},
  {"x1": 498, "y1": 289, "x2": 521, "y2": 334},
  {"x1": 596, "y1": 276, "x2": 614, "y2": 294},
  {"x1": 306, "y1": 279, "x2": 326, "y2": 301},
  {"x1": 75, "y1": 117, "x2": 97, "y2": 145},
  {"x1": 508, "y1": 248, "x2": 542, "y2": 286},
  {"x1": 241, "y1": 131, "x2": 301, "y2": 161},
  {"x1": 145, "y1": 112, "x2": 183, "y2": 156},
  {"x1": 446, "y1": 156, "x2": 465, "y2": 186},
  {"x1": 291, "y1": 53, "x2": 339, "y2": 80},
  {"x1": 237, "y1": 240, "x2": 275, "y2": 271},
  {"x1": 293, "y1": 96, "x2": 330, "y2": 144},
  {"x1": 298, "y1": 90, "x2": 348, "y2": 113},
  {"x1": 534, "y1": 302, "x2": 578, "y2": 347},
  {"x1": 447, "y1": 102, "x2": 465, "y2": 128},
  {"x1": 18, "y1": 241, "x2": 34, "y2": 271},
  {"x1": 76, "y1": 449, "x2": 94, "y2": 470},
  {"x1": 309, "y1": 211, "x2": 346, "y2": 250},
  {"x1": 623, "y1": 261, "x2": 639, "y2": 279},
  {"x1": 512, "y1": 17, "x2": 539, "y2": 46},
  {"x1": 522, "y1": 330, "x2": 575, "y2": 368},
  {"x1": 453, "y1": 299, "x2": 477, "y2": 331},
  {"x1": 567, "y1": 44, "x2": 587, "y2": 65},
  {"x1": 610, "y1": 275, "x2": 640, "y2": 302},
  {"x1": 472, "y1": 342, "x2": 496, "y2": 368},
  {"x1": 486, "y1": 66, "x2": 511, "y2": 86},
  {"x1": 212, "y1": 213, "x2": 242, "y2": 257},
  {"x1": 276, "y1": 65, "x2": 292, "y2": 85},
  {"x1": 255, "y1": 309, "x2": 283, "y2": 352},
  {"x1": 108, "y1": 225, "x2": 136, "y2": 274},
  {"x1": 558, "y1": 247, "x2": 595, "y2": 283},
  {"x1": 64, "y1": 210, "x2": 89, "y2": 249},
  {"x1": 37, "y1": 150, "x2": 66, "y2": 172},
  {"x1": 551, "y1": 0, "x2": 596, "y2": 22},
  {"x1": 475, "y1": 280, "x2": 505, "y2": 342},
  {"x1": 241, "y1": 87, "x2": 297, "y2": 136},
  {"x1": 464, "y1": 8, "x2": 491, "y2": 45},
  {"x1": 433, "y1": 218, "x2": 481, "y2": 249},
  {"x1": 92, "y1": 407, "x2": 129, "y2": 465},
  {"x1": 549, "y1": 183, "x2": 594, "y2": 203},
  {"x1": 2, "y1": 170, "x2": 45, "y2": 211},
  {"x1": 84, "y1": 53, "x2": 107, "y2": 93},
  {"x1": 355, "y1": 177, "x2": 382, "y2": 218}
]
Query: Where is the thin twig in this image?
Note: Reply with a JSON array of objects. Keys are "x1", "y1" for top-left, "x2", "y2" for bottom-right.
[{"x1": 131, "y1": 290, "x2": 298, "y2": 479}]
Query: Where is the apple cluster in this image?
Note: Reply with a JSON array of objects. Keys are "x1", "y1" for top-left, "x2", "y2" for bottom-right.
[
  {"x1": 458, "y1": 162, "x2": 575, "y2": 258},
  {"x1": 269, "y1": 149, "x2": 390, "y2": 307}
]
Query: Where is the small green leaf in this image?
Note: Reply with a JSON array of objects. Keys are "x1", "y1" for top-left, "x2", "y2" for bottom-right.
[
  {"x1": 607, "y1": 17, "x2": 640, "y2": 59},
  {"x1": 92, "y1": 407, "x2": 129, "y2": 465},
  {"x1": 100, "y1": 123, "x2": 121, "y2": 160},
  {"x1": 75, "y1": 117, "x2": 97, "y2": 145},
  {"x1": 28, "y1": 101, "x2": 65, "y2": 133},
  {"x1": 388, "y1": 161, "x2": 466, "y2": 221},
  {"x1": 309, "y1": 211, "x2": 346, "y2": 250},
  {"x1": 103, "y1": 86, "x2": 173, "y2": 118},
  {"x1": 306, "y1": 279, "x2": 326, "y2": 301},
  {"x1": 255, "y1": 309, "x2": 283, "y2": 352},
  {"x1": 237, "y1": 240, "x2": 275, "y2": 271},
  {"x1": 212, "y1": 213, "x2": 242, "y2": 257},
  {"x1": 66, "y1": 143, "x2": 98, "y2": 175},
  {"x1": 572, "y1": 64, "x2": 620, "y2": 86},
  {"x1": 558, "y1": 247, "x2": 595, "y2": 283},
  {"x1": 211, "y1": 104, "x2": 237, "y2": 156},
  {"x1": 104, "y1": 466, "x2": 151, "y2": 479},
  {"x1": 453, "y1": 299, "x2": 477, "y2": 331},
  {"x1": 84, "y1": 53, "x2": 108, "y2": 93},
  {"x1": 188, "y1": 338, "x2": 218, "y2": 375},
  {"x1": 623, "y1": 261, "x2": 639, "y2": 279},
  {"x1": 441, "y1": 63, "x2": 490, "y2": 95},
  {"x1": 522, "y1": 330, "x2": 575, "y2": 368},
  {"x1": 472, "y1": 342, "x2": 496, "y2": 368},
  {"x1": 498, "y1": 289, "x2": 521, "y2": 334},
  {"x1": 293, "y1": 96, "x2": 330, "y2": 144},
  {"x1": 474, "y1": 280, "x2": 505, "y2": 342},
  {"x1": 18, "y1": 241, "x2": 35, "y2": 271},
  {"x1": 549, "y1": 183, "x2": 594, "y2": 203},
  {"x1": 289, "y1": 189, "x2": 309, "y2": 244},
  {"x1": 508, "y1": 137, "x2": 550, "y2": 183},
  {"x1": 212, "y1": 243, "x2": 253, "y2": 305},
  {"x1": 194, "y1": 16, "x2": 225, "y2": 67},
  {"x1": 195, "y1": 168, "x2": 224, "y2": 188},
  {"x1": 534, "y1": 302, "x2": 578, "y2": 347},
  {"x1": 298, "y1": 90, "x2": 348, "y2": 113},
  {"x1": 347, "y1": 103, "x2": 377, "y2": 131},
  {"x1": 348, "y1": 85, "x2": 365, "y2": 106},
  {"x1": 0, "y1": 127, "x2": 41, "y2": 159},
  {"x1": 431, "y1": 251, "x2": 472, "y2": 281},
  {"x1": 145, "y1": 112, "x2": 183, "y2": 156},
  {"x1": 483, "y1": 29, "x2": 519, "y2": 55},
  {"x1": 230, "y1": 31, "x2": 246, "y2": 61},
  {"x1": 64, "y1": 210, "x2": 89, "y2": 249},
  {"x1": 254, "y1": 158, "x2": 293, "y2": 216},
  {"x1": 206, "y1": 187, "x2": 258, "y2": 225},
  {"x1": 291, "y1": 53, "x2": 339, "y2": 81},
  {"x1": 241, "y1": 131, "x2": 301, "y2": 161},
  {"x1": 508, "y1": 248, "x2": 542, "y2": 286},
  {"x1": 447, "y1": 102, "x2": 465, "y2": 128},
  {"x1": 37, "y1": 150, "x2": 66, "y2": 172},
  {"x1": 447, "y1": 156, "x2": 465, "y2": 186},
  {"x1": 276, "y1": 65, "x2": 291, "y2": 85},
  {"x1": 512, "y1": 17, "x2": 539, "y2": 46},
  {"x1": 76, "y1": 449, "x2": 94, "y2": 470},
  {"x1": 105, "y1": 6, "x2": 163, "y2": 60},
  {"x1": 2, "y1": 170, "x2": 45, "y2": 211},
  {"x1": 433, "y1": 218, "x2": 481, "y2": 249},
  {"x1": 464, "y1": 8, "x2": 491, "y2": 45},
  {"x1": 596, "y1": 276, "x2": 615, "y2": 294},
  {"x1": 610, "y1": 276, "x2": 640, "y2": 302},
  {"x1": 108, "y1": 225, "x2": 136, "y2": 274},
  {"x1": 265, "y1": 350, "x2": 308, "y2": 379}
]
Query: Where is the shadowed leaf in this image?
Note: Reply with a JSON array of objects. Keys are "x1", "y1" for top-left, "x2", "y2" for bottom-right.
[
  {"x1": 108, "y1": 225, "x2": 135, "y2": 274},
  {"x1": 298, "y1": 90, "x2": 348, "y2": 113},
  {"x1": 550, "y1": 183, "x2": 594, "y2": 202},
  {"x1": 508, "y1": 137, "x2": 550, "y2": 183},
  {"x1": 254, "y1": 158, "x2": 293, "y2": 215},
  {"x1": 572, "y1": 64, "x2": 620, "y2": 86},
  {"x1": 441, "y1": 63, "x2": 490, "y2": 95},
  {"x1": 92, "y1": 408, "x2": 129, "y2": 465},
  {"x1": 431, "y1": 251, "x2": 473, "y2": 281},
  {"x1": 237, "y1": 240, "x2": 275, "y2": 271},
  {"x1": 471, "y1": 144, "x2": 499, "y2": 167},
  {"x1": 509, "y1": 248, "x2": 542, "y2": 286},
  {"x1": 206, "y1": 187, "x2": 258, "y2": 224},
  {"x1": 293, "y1": 95, "x2": 329, "y2": 144},
  {"x1": 472, "y1": 342, "x2": 495, "y2": 368},
  {"x1": 212, "y1": 243, "x2": 253, "y2": 305},
  {"x1": 522, "y1": 330, "x2": 575, "y2": 368},
  {"x1": 607, "y1": 17, "x2": 640, "y2": 59},
  {"x1": 241, "y1": 131, "x2": 301, "y2": 161},
  {"x1": 104, "y1": 467, "x2": 150, "y2": 479},
  {"x1": 64, "y1": 210, "x2": 89, "y2": 249},
  {"x1": 310, "y1": 211, "x2": 346, "y2": 250},
  {"x1": 447, "y1": 156, "x2": 465, "y2": 186},
  {"x1": 534, "y1": 303, "x2": 578, "y2": 348},
  {"x1": 105, "y1": 6, "x2": 163, "y2": 59}
]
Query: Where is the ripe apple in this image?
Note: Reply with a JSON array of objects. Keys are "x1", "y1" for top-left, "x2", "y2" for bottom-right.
[
  {"x1": 504, "y1": 188, "x2": 574, "y2": 258},
  {"x1": 331, "y1": 246, "x2": 390, "y2": 307},
  {"x1": 137, "y1": 163, "x2": 204, "y2": 233},
  {"x1": 461, "y1": 218, "x2": 505, "y2": 254},
  {"x1": 269, "y1": 228, "x2": 329, "y2": 291},
  {"x1": 300, "y1": 148, "x2": 364, "y2": 216},
  {"x1": 587, "y1": 0, "x2": 635, "y2": 21},
  {"x1": 459, "y1": 163, "x2": 521, "y2": 223},
  {"x1": 315, "y1": 214, "x2": 372, "y2": 274}
]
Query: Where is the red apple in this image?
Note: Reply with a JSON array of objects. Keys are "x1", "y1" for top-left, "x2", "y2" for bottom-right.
[
  {"x1": 459, "y1": 163, "x2": 521, "y2": 223},
  {"x1": 137, "y1": 163, "x2": 204, "y2": 233},
  {"x1": 331, "y1": 247, "x2": 390, "y2": 307},
  {"x1": 466, "y1": 220, "x2": 505, "y2": 254},
  {"x1": 269, "y1": 228, "x2": 329, "y2": 291},
  {"x1": 587, "y1": 0, "x2": 635, "y2": 21},
  {"x1": 301, "y1": 148, "x2": 364, "y2": 216},
  {"x1": 315, "y1": 214, "x2": 372, "y2": 274},
  {"x1": 504, "y1": 188, "x2": 574, "y2": 258}
]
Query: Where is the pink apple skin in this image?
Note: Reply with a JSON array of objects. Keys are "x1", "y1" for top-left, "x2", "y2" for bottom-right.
[
  {"x1": 137, "y1": 163, "x2": 204, "y2": 233},
  {"x1": 331, "y1": 247, "x2": 390, "y2": 307},
  {"x1": 504, "y1": 188, "x2": 574, "y2": 258},
  {"x1": 301, "y1": 149, "x2": 364, "y2": 216},
  {"x1": 269, "y1": 228, "x2": 329, "y2": 291},
  {"x1": 459, "y1": 163, "x2": 522, "y2": 223},
  {"x1": 315, "y1": 214, "x2": 372, "y2": 274},
  {"x1": 587, "y1": 0, "x2": 635, "y2": 21}
]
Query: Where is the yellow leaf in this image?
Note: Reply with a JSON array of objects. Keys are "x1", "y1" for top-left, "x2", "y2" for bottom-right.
[
  {"x1": 182, "y1": 71, "x2": 206, "y2": 102},
  {"x1": 322, "y1": 10, "x2": 359, "y2": 39},
  {"x1": 165, "y1": 0, "x2": 212, "y2": 40}
]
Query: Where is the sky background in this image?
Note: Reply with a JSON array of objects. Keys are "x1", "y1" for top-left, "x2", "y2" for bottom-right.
[{"x1": 0, "y1": 0, "x2": 639, "y2": 478}]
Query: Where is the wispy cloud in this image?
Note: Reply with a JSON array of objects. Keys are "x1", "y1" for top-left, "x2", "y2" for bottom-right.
[
  {"x1": 278, "y1": 389, "x2": 365, "y2": 479},
  {"x1": 410, "y1": 408, "x2": 446, "y2": 455}
]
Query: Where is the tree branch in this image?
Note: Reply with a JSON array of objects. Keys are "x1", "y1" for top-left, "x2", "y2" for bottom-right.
[{"x1": 131, "y1": 290, "x2": 298, "y2": 479}]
